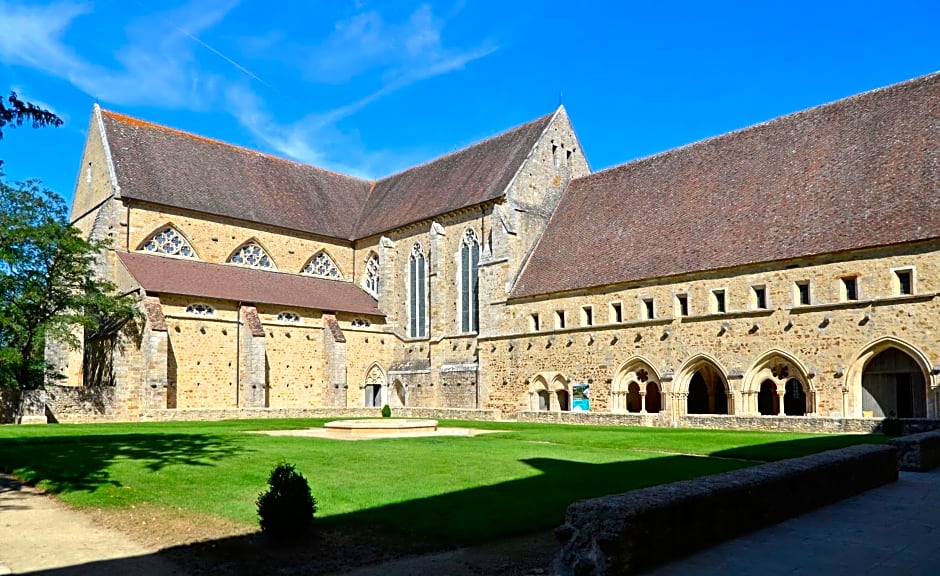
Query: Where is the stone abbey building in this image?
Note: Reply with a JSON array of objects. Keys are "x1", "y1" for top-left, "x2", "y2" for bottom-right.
[{"x1": 44, "y1": 71, "x2": 940, "y2": 428}]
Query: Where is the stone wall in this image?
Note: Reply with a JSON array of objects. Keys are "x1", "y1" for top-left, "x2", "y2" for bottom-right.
[
  {"x1": 889, "y1": 430, "x2": 940, "y2": 471},
  {"x1": 39, "y1": 385, "x2": 117, "y2": 423},
  {"x1": 126, "y1": 203, "x2": 356, "y2": 278},
  {"x1": 139, "y1": 407, "x2": 382, "y2": 422},
  {"x1": 392, "y1": 407, "x2": 502, "y2": 421},
  {"x1": 483, "y1": 241, "x2": 940, "y2": 419},
  {"x1": 555, "y1": 444, "x2": 898, "y2": 576}
]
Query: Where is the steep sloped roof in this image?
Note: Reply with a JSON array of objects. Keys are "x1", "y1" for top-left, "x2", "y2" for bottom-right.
[
  {"x1": 117, "y1": 252, "x2": 383, "y2": 316},
  {"x1": 353, "y1": 112, "x2": 555, "y2": 238},
  {"x1": 100, "y1": 110, "x2": 372, "y2": 239},
  {"x1": 511, "y1": 72, "x2": 940, "y2": 299}
]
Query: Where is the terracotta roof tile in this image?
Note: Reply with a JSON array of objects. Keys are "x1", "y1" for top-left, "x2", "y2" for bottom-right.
[
  {"x1": 118, "y1": 252, "x2": 383, "y2": 316},
  {"x1": 353, "y1": 112, "x2": 555, "y2": 238},
  {"x1": 100, "y1": 111, "x2": 372, "y2": 239},
  {"x1": 512, "y1": 72, "x2": 940, "y2": 299}
]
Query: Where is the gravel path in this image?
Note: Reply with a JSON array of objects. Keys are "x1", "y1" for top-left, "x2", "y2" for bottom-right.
[{"x1": 0, "y1": 474, "x2": 184, "y2": 576}]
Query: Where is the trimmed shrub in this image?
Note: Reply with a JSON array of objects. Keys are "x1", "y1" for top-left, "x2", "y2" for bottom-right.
[
  {"x1": 256, "y1": 461, "x2": 317, "y2": 539},
  {"x1": 381, "y1": 404, "x2": 392, "y2": 418}
]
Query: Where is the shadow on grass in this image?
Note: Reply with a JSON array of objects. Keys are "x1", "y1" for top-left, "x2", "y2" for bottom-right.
[
  {"x1": 0, "y1": 433, "x2": 246, "y2": 493},
  {"x1": 10, "y1": 434, "x2": 886, "y2": 575},
  {"x1": 12, "y1": 453, "x2": 754, "y2": 576}
]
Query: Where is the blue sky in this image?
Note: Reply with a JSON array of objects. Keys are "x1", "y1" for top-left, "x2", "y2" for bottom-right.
[{"x1": 0, "y1": 0, "x2": 938, "y2": 205}]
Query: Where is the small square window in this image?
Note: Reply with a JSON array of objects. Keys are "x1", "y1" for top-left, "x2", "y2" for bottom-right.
[
  {"x1": 796, "y1": 281, "x2": 811, "y2": 306},
  {"x1": 555, "y1": 310, "x2": 566, "y2": 329},
  {"x1": 713, "y1": 290, "x2": 726, "y2": 313},
  {"x1": 610, "y1": 302, "x2": 623, "y2": 324},
  {"x1": 530, "y1": 313, "x2": 540, "y2": 332},
  {"x1": 676, "y1": 294, "x2": 689, "y2": 317},
  {"x1": 842, "y1": 276, "x2": 858, "y2": 301},
  {"x1": 753, "y1": 286, "x2": 767, "y2": 310},
  {"x1": 581, "y1": 305, "x2": 593, "y2": 326},
  {"x1": 642, "y1": 298, "x2": 655, "y2": 320},
  {"x1": 895, "y1": 269, "x2": 913, "y2": 296}
]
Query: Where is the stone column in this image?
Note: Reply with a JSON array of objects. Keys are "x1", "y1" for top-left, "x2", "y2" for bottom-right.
[
  {"x1": 639, "y1": 391, "x2": 647, "y2": 414},
  {"x1": 777, "y1": 390, "x2": 786, "y2": 416},
  {"x1": 142, "y1": 296, "x2": 169, "y2": 410},
  {"x1": 238, "y1": 305, "x2": 267, "y2": 408},
  {"x1": 322, "y1": 314, "x2": 348, "y2": 407}
]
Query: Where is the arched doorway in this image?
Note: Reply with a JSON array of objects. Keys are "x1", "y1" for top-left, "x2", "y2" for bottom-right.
[
  {"x1": 645, "y1": 382, "x2": 662, "y2": 413},
  {"x1": 686, "y1": 367, "x2": 729, "y2": 414},
  {"x1": 784, "y1": 379, "x2": 806, "y2": 416},
  {"x1": 537, "y1": 390, "x2": 550, "y2": 411},
  {"x1": 744, "y1": 352, "x2": 814, "y2": 416},
  {"x1": 526, "y1": 372, "x2": 571, "y2": 412},
  {"x1": 611, "y1": 358, "x2": 664, "y2": 414},
  {"x1": 862, "y1": 348, "x2": 927, "y2": 418},
  {"x1": 364, "y1": 364, "x2": 385, "y2": 407},
  {"x1": 758, "y1": 380, "x2": 778, "y2": 415},
  {"x1": 627, "y1": 382, "x2": 641, "y2": 413}
]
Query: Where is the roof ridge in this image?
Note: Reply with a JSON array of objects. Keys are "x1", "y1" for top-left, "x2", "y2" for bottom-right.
[
  {"x1": 351, "y1": 110, "x2": 556, "y2": 238},
  {"x1": 374, "y1": 110, "x2": 556, "y2": 184},
  {"x1": 99, "y1": 108, "x2": 372, "y2": 184},
  {"x1": 576, "y1": 70, "x2": 940, "y2": 183}
]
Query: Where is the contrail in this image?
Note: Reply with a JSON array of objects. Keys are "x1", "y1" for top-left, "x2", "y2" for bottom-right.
[
  {"x1": 128, "y1": 0, "x2": 272, "y2": 88},
  {"x1": 175, "y1": 25, "x2": 272, "y2": 88}
]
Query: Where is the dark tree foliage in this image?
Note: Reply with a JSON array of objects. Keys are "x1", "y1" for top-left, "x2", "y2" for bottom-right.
[
  {"x1": 0, "y1": 176, "x2": 140, "y2": 388},
  {"x1": 0, "y1": 91, "x2": 63, "y2": 140}
]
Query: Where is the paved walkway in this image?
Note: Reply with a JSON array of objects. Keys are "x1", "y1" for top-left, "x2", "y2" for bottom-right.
[
  {"x1": 0, "y1": 475, "x2": 182, "y2": 576},
  {"x1": 2, "y1": 469, "x2": 940, "y2": 575},
  {"x1": 644, "y1": 468, "x2": 940, "y2": 576}
]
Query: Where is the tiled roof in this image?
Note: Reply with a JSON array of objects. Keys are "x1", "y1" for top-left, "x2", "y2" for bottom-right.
[
  {"x1": 511, "y1": 72, "x2": 940, "y2": 299},
  {"x1": 100, "y1": 108, "x2": 555, "y2": 241},
  {"x1": 100, "y1": 111, "x2": 373, "y2": 239},
  {"x1": 352, "y1": 111, "x2": 555, "y2": 238},
  {"x1": 117, "y1": 252, "x2": 384, "y2": 316}
]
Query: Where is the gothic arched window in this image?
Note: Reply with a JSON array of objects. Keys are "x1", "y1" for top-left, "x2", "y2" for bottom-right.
[
  {"x1": 459, "y1": 229, "x2": 480, "y2": 333},
  {"x1": 228, "y1": 242, "x2": 275, "y2": 269},
  {"x1": 409, "y1": 243, "x2": 427, "y2": 338},
  {"x1": 362, "y1": 253, "x2": 380, "y2": 297},
  {"x1": 302, "y1": 251, "x2": 342, "y2": 279},
  {"x1": 141, "y1": 226, "x2": 196, "y2": 258}
]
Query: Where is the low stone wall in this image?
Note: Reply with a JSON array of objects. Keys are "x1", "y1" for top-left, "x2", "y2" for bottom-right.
[
  {"x1": 678, "y1": 414, "x2": 879, "y2": 434},
  {"x1": 889, "y1": 430, "x2": 940, "y2": 471},
  {"x1": 42, "y1": 385, "x2": 116, "y2": 423},
  {"x1": 516, "y1": 411, "x2": 662, "y2": 427},
  {"x1": 554, "y1": 444, "x2": 898, "y2": 576},
  {"x1": 394, "y1": 407, "x2": 502, "y2": 421},
  {"x1": 514, "y1": 410, "x2": 907, "y2": 434},
  {"x1": 140, "y1": 407, "x2": 384, "y2": 422}
]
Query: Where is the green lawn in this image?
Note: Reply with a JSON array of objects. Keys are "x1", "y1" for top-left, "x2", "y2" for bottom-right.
[{"x1": 0, "y1": 419, "x2": 885, "y2": 547}]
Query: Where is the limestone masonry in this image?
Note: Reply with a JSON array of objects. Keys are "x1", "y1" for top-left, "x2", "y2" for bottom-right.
[{"x1": 41, "y1": 71, "x2": 940, "y2": 428}]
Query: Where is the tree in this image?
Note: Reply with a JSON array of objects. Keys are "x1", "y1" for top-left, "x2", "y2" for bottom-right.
[
  {"x1": 0, "y1": 91, "x2": 62, "y2": 140},
  {"x1": 0, "y1": 175, "x2": 140, "y2": 389}
]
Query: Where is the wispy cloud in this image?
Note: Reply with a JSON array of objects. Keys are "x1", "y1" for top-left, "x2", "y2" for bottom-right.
[
  {"x1": 0, "y1": 0, "x2": 243, "y2": 108},
  {"x1": 0, "y1": 1, "x2": 496, "y2": 177},
  {"x1": 229, "y1": 3, "x2": 497, "y2": 176}
]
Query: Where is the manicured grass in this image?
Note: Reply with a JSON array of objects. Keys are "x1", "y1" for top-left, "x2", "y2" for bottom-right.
[{"x1": 0, "y1": 419, "x2": 885, "y2": 546}]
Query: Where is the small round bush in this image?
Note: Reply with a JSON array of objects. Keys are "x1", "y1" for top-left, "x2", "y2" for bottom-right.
[
  {"x1": 256, "y1": 461, "x2": 317, "y2": 539},
  {"x1": 381, "y1": 404, "x2": 392, "y2": 418}
]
